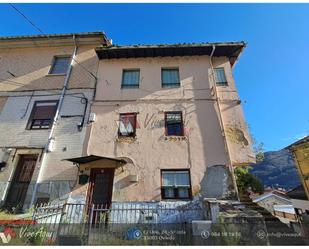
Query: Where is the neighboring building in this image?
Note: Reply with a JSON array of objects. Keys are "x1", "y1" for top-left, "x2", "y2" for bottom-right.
[
  {"x1": 66, "y1": 42, "x2": 256, "y2": 208},
  {"x1": 287, "y1": 136, "x2": 309, "y2": 200},
  {"x1": 253, "y1": 190, "x2": 292, "y2": 212},
  {"x1": 252, "y1": 190, "x2": 296, "y2": 221},
  {"x1": 0, "y1": 32, "x2": 109, "y2": 209},
  {"x1": 286, "y1": 136, "x2": 309, "y2": 230}
]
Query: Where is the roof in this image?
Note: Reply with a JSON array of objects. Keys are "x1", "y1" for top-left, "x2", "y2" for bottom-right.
[
  {"x1": 253, "y1": 190, "x2": 291, "y2": 203},
  {"x1": 285, "y1": 135, "x2": 309, "y2": 150},
  {"x1": 273, "y1": 205, "x2": 295, "y2": 214},
  {"x1": 286, "y1": 185, "x2": 308, "y2": 200},
  {"x1": 64, "y1": 154, "x2": 130, "y2": 165},
  {"x1": 95, "y1": 42, "x2": 246, "y2": 66},
  {"x1": 0, "y1": 32, "x2": 110, "y2": 48}
]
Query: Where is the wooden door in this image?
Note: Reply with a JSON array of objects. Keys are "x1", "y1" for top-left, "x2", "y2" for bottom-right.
[
  {"x1": 87, "y1": 168, "x2": 114, "y2": 206},
  {"x1": 5, "y1": 155, "x2": 37, "y2": 210}
]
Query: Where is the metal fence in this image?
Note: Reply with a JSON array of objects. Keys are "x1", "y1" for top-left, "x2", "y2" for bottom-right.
[{"x1": 32, "y1": 201, "x2": 205, "y2": 245}]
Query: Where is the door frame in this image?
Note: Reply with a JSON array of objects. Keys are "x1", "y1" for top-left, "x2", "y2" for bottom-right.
[
  {"x1": 86, "y1": 168, "x2": 115, "y2": 208},
  {"x1": 5, "y1": 154, "x2": 38, "y2": 209}
]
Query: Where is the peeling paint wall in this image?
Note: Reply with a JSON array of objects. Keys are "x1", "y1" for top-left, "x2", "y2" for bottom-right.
[
  {"x1": 212, "y1": 57, "x2": 256, "y2": 166},
  {"x1": 85, "y1": 55, "x2": 252, "y2": 201}
]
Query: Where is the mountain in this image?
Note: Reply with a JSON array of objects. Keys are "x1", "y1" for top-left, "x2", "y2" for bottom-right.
[{"x1": 250, "y1": 149, "x2": 301, "y2": 191}]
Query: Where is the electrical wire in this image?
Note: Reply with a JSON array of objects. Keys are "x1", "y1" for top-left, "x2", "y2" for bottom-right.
[{"x1": 9, "y1": 3, "x2": 98, "y2": 80}]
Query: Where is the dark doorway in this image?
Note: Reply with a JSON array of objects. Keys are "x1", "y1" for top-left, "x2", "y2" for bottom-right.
[
  {"x1": 5, "y1": 155, "x2": 37, "y2": 211},
  {"x1": 87, "y1": 168, "x2": 115, "y2": 224},
  {"x1": 88, "y1": 168, "x2": 114, "y2": 206}
]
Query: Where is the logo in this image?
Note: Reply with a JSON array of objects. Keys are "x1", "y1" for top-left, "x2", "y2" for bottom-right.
[
  {"x1": 201, "y1": 230, "x2": 210, "y2": 240},
  {"x1": 126, "y1": 228, "x2": 143, "y2": 240},
  {"x1": 256, "y1": 229, "x2": 267, "y2": 240},
  {"x1": 0, "y1": 227, "x2": 16, "y2": 244}
]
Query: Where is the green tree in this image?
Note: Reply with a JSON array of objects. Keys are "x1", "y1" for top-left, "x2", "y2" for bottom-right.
[{"x1": 234, "y1": 167, "x2": 264, "y2": 194}]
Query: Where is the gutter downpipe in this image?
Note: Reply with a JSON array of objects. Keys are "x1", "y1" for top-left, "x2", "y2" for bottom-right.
[
  {"x1": 29, "y1": 35, "x2": 78, "y2": 207},
  {"x1": 209, "y1": 44, "x2": 240, "y2": 201}
]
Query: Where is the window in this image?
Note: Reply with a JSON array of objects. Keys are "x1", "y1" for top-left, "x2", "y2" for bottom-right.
[
  {"x1": 49, "y1": 56, "x2": 71, "y2": 75},
  {"x1": 27, "y1": 101, "x2": 58, "y2": 130},
  {"x1": 165, "y1": 112, "x2": 184, "y2": 136},
  {"x1": 214, "y1": 68, "x2": 228, "y2": 86},
  {"x1": 161, "y1": 68, "x2": 180, "y2": 88},
  {"x1": 122, "y1": 69, "x2": 140, "y2": 88},
  {"x1": 118, "y1": 113, "x2": 137, "y2": 137},
  {"x1": 161, "y1": 170, "x2": 191, "y2": 199}
]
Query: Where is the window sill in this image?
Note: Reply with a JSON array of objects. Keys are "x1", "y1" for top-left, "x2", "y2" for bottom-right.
[
  {"x1": 46, "y1": 73, "x2": 66, "y2": 77},
  {"x1": 164, "y1": 136, "x2": 187, "y2": 141},
  {"x1": 216, "y1": 83, "x2": 228, "y2": 87},
  {"x1": 121, "y1": 86, "x2": 139, "y2": 89},
  {"x1": 162, "y1": 85, "x2": 181, "y2": 89},
  {"x1": 116, "y1": 136, "x2": 137, "y2": 143}
]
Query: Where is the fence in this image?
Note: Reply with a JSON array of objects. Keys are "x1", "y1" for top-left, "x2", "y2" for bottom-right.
[{"x1": 32, "y1": 201, "x2": 205, "y2": 245}]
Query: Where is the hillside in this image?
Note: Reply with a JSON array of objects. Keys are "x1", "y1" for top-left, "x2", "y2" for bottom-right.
[{"x1": 250, "y1": 149, "x2": 301, "y2": 191}]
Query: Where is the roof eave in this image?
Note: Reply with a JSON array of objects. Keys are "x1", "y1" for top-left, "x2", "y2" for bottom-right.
[{"x1": 95, "y1": 42, "x2": 246, "y2": 65}]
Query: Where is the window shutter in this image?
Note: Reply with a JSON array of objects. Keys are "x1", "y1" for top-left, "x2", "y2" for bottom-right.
[{"x1": 33, "y1": 105, "x2": 57, "y2": 120}]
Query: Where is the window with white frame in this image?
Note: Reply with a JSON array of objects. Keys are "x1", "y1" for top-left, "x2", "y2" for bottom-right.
[{"x1": 161, "y1": 170, "x2": 191, "y2": 199}]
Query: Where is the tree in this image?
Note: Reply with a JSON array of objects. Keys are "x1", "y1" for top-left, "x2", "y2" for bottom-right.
[{"x1": 234, "y1": 167, "x2": 264, "y2": 194}]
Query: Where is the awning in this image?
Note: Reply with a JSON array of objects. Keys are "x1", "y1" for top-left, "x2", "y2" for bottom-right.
[{"x1": 63, "y1": 154, "x2": 131, "y2": 165}]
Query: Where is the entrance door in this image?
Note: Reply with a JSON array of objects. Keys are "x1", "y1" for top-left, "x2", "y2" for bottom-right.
[
  {"x1": 88, "y1": 168, "x2": 114, "y2": 206},
  {"x1": 87, "y1": 168, "x2": 115, "y2": 224},
  {"x1": 5, "y1": 155, "x2": 37, "y2": 210}
]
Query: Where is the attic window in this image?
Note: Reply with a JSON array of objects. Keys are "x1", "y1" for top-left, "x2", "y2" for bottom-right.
[{"x1": 49, "y1": 56, "x2": 71, "y2": 75}]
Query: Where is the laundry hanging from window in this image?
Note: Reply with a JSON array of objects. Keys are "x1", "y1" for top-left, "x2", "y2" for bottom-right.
[{"x1": 118, "y1": 113, "x2": 137, "y2": 137}]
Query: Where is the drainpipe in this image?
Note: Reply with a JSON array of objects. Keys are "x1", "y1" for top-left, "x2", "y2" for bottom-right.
[
  {"x1": 209, "y1": 45, "x2": 240, "y2": 201},
  {"x1": 29, "y1": 35, "x2": 78, "y2": 207}
]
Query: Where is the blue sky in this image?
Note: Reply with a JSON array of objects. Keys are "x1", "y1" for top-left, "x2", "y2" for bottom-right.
[{"x1": 1, "y1": 3, "x2": 308, "y2": 151}]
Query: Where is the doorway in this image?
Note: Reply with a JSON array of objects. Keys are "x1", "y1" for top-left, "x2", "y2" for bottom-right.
[
  {"x1": 87, "y1": 168, "x2": 114, "y2": 206},
  {"x1": 5, "y1": 155, "x2": 38, "y2": 210}
]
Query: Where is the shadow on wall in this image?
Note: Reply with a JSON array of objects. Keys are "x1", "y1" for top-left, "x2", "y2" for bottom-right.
[{"x1": 0, "y1": 47, "x2": 98, "y2": 92}]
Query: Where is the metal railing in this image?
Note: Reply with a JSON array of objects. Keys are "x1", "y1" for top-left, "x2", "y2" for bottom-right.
[{"x1": 32, "y1": 201, "x2": 205, "y2": 245}]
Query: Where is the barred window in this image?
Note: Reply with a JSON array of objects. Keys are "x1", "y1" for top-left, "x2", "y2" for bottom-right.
[
  {"x1": 165, "y1": 112, "x2": 184, "y2": 136},
  {"x1": 161, "y1": 170, "x2": 191, "y2": 199}
]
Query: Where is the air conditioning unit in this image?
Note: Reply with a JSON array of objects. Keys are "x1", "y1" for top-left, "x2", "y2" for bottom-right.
[{"x1": 89, "y1": 113, "x2": 96, "y2": 123}]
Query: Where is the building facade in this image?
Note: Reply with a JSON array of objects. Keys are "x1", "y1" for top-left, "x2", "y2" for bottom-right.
[
  {"x1": 67, "y1": 43, "x2": 256, "y2": 207},
  {"x1": 0, "y1": 32, "x2": 109, "y2": 209}
]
